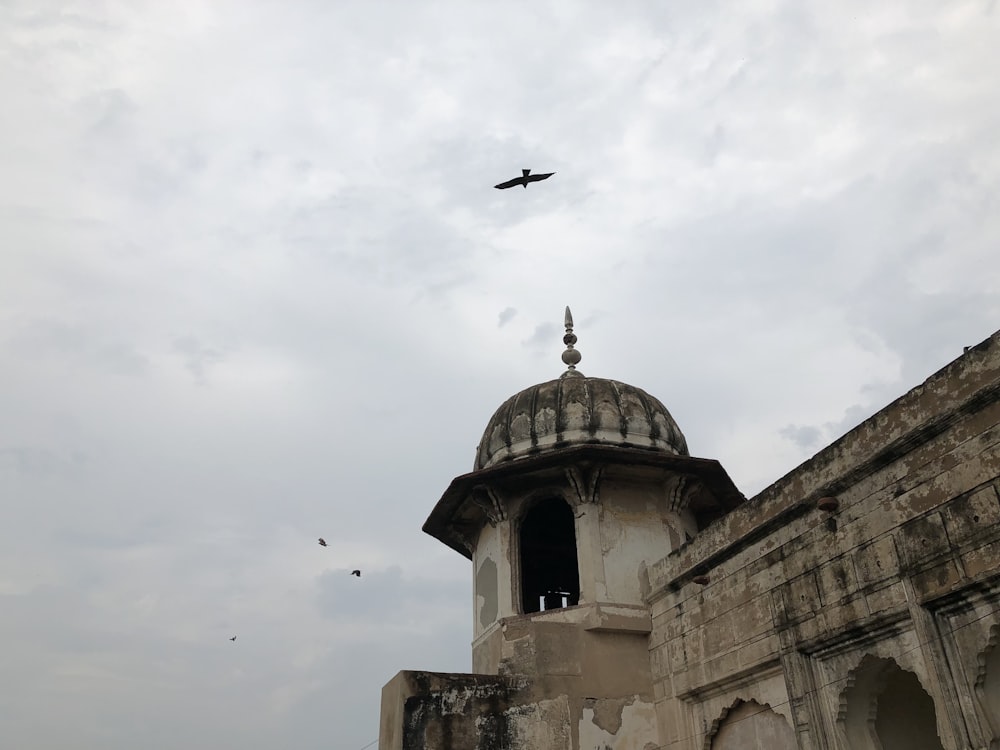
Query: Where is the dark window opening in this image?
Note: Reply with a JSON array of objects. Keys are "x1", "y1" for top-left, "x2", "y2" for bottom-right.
[
  {"x1": 874, "y1": 668, "x2": 945, "y2": 750},
  {"x1": 519, "y1": 498, "x2": 580, "y2": 614}
]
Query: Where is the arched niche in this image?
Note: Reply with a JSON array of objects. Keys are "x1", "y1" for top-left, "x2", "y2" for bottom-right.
[
  {"x1": 976, "y1": 625, "x2": 1000, "y2": 749},
  {"x1": 518, "y1": 496, "x2": 580, "y2": 614},
  {"x1": 707, "y1": 699, "x2": 796, "y2": 750},
  {"x1": 839, "y1": 655, "x2": 944, "y2": 750}
]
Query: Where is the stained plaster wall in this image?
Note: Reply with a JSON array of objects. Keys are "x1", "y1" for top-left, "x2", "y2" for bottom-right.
[
  {"x1": 644, "y1": 332, "x2": 1000, "y2": 750},
  {"x1": 579, "y1": 696, "x2": 659, "y2": 750},
  {"x1": 473, "y1": 479, "x2": 695, "y2": 642},
  {"x1": 596, "y1": 477, "x2": 696, "y2": 606},
  {"x1": 378, "y1": 670, "x2": 569, "y2": 750},
  {"x1": 474, "y1": 521, "x2": 509, "y2": 639},
  {"x1": 379, "y1": 667, "x2": 659, "y2": 750}
]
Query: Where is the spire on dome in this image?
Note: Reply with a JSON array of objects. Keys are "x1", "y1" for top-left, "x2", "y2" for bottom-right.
[{"x1": 560, "y1": 306, "x2": 583, "y2": 378}]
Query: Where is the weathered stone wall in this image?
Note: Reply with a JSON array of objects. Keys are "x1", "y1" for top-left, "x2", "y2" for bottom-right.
[
  {"x1": 379, "y1": 667, "x2": 658, "y2": 750},
  {"x1": 378, "y1": 671, "x2": 562, "y2": 750},
  {"x1": 646, "y1": 332, "x2": 1000, "y2": 750}
]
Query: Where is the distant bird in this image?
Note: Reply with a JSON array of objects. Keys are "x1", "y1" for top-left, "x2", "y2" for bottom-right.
[
  {"x1": 494, "y1": 168, "x2": 555, "y2": 190},
  {"x1": 318, "y1": 538, "x2": 328, "y2": 547},
  {"x1": 229, "y1": 636, "x2": 237, "y2": 642},
  {"x1": 351, "y1": 570, "x2": 361, "y2": 577}
]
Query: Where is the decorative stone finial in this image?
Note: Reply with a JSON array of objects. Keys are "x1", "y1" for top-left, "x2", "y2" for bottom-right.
[{"x1": 560, "y1": 306, "x2": 583, "y2": 378}]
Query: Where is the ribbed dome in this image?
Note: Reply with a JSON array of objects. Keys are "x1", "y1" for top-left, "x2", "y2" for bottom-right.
[{"x1": 474, "y1": 376, "x2": 689, "y2": 471}]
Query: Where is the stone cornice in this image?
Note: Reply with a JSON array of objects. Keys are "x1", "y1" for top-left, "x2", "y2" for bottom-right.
[{"x1": 646, "y1": 330, "x2": 1000, "y2": 602}]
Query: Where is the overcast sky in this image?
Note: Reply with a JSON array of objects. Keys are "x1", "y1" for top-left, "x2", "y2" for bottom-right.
[{"x1": 2, "y1": 1, "x2": 999, "y2": 748}]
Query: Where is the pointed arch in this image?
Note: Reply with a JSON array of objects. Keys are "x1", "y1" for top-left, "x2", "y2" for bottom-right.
[
  {"x1": 975, "y1": 623, "x2": 1000, "y2": 748},
  {"x1": 706, "y1": 699, "x2": 796, "y2": 750},
  {"x1": 838, "y1": 654, "x2": 944, "y2": 750}
]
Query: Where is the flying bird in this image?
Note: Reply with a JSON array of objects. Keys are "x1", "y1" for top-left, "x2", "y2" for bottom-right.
[
  {"x1": 229, "y1": 636, "x2": 237, "y2": 642},
  {"x1": 351, "y1": 570, "x2": 361, "y2": 577},
  {"x1": 318, "y1": 538, "x2": 327, "y2": 547},
  {"x1": 494, "y1": 168, "x2": 555, "y2": 190}
]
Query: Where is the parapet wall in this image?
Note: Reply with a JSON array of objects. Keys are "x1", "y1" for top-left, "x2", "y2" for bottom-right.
[{"x1": 645, "y1": 331, "x2": 1000, "y2": 750}]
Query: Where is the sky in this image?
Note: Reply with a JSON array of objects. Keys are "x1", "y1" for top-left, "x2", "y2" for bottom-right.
[{"x1": 1, "y1": 1, "x2": 999, "y2": 748}]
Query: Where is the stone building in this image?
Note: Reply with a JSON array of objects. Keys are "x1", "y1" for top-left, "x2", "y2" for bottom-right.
[{"x1": 379, "y1": 310, "x2": 1000, "y2": 750}]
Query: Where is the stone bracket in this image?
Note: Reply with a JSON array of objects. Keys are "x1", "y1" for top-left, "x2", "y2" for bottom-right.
[
  {"x1": 565, "y1": 463, "x2": 604, "y2": 507},
  {"x1": 663, "y1": 474, "x2": 691, "y2": 512},
  {"x1": 471, "y1": 484, "x2": 506, "y2": 527}
]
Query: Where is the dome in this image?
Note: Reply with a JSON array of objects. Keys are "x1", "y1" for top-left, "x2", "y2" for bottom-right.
[{"x1": 474, "y1": 375, "x2": 689, "y2": 471}]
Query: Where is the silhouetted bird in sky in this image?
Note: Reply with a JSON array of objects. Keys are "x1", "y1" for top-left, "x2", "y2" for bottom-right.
[
  {"x1": 351, "y1": 570, "x2": 361, "y2": 577},
  {"x1": 229, "y1": 636, "x2": 237, "y2": 642},
  {"x1": 494, "y1": 168, "x2": 555, "y2": 190},
  {"x1": 318, "y1": 538, "x2": 327, "y2": 547}
]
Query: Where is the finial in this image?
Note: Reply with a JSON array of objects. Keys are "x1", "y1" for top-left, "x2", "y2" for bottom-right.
[{"x1": 560, "y1": 306, "x2": 583, "y2": 378}]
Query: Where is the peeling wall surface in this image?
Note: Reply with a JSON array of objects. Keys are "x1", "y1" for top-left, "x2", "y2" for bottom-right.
[
  {"x1": 381, "y1": 330, "x2": 1000, "y2": 750},
  {"x1": 646, "y1": 331, "x2": 1000, "y2": 750},
  {"x1": 380, "y1": 670, "x2": 651, "y2": 750},
  {"x1": 579, "y1": 696, "x2": 658, "y2": 750},
  {"x1": 476, "y1": 556, "x2": 499, "y2": 630},
  {"x1": 597, "y1": 483, "x2": 696, "y2": 606},
  {"x1": 709, "y1": 701, "x2": 796, "y2": 750},
  {"x1": 473, "y1": 523, "x2": 508, "y2": 638}
]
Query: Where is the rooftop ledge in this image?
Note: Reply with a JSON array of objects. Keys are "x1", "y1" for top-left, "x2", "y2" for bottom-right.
[{"x1": 644, "y1": 330, "x2": 1000, "y2": 603}]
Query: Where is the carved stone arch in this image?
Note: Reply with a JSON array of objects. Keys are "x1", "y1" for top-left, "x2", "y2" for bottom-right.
[
  {"x1": 513, "y1": 486, "x2": 571, "y2": 522},
  {"x1": 705, "y1": 698, "x2": 796, "y2": 750},
  {"x1": 975, "y1": 622, "x2": 1000, "y2": 689},
  {"x1": 703, "y1": 697, "x2": 747, "y2": 750},
  {"x1": 836, "y1": 654, "x2": 894, "y2": 729},
  {"x1": 975, "y1": 623, "x2": 1000, "y2": 748},
  {"x1": 838, "y1": 653, "x2": 945, "y2": 750}
]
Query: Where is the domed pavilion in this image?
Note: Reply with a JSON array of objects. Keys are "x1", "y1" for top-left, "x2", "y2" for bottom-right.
[{"x1": 422, "y1": 308, "x2": 745, "y2": 676}]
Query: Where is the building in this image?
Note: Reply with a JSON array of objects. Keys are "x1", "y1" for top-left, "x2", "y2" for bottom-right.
[{"x1": 379, "y1": 310, "x2": 1000, "y2": 750}]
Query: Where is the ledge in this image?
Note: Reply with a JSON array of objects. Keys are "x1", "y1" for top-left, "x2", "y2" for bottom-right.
[
  {"x1": 646, "y1": 329, "x2": 1000, "y2": 602},
  {"x1": 425, "y1": 444, "x2": 746, "y2": 559}
]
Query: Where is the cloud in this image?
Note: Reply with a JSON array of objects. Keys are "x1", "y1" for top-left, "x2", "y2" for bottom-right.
[
  {"x1": 522, "y1": 322, "x2": 559, "y2": 350},
  {"x1": 172, "y1": 336, "x2": 227, "y2": 384},
  {"x1": 497, "y1": 306, "x2": 517, "y2": 327},
  {"x1": 779, "y1": 424, "x2": 822, "y2": 450},
  {"x1": 4, "y1": 319, "x2": 149, "y2": 377},
  {"x1": 0, "y1": 445, "x2": 88, "y2": 479}
]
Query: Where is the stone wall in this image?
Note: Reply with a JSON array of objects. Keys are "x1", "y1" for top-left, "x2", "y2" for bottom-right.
[
  {"x1": 379, "y1": 670, "x2": 568, "y2": 750},
  {"x1": 379, "y1": 667, "x2": 658, "y2": 750},
  {"x1": 645, "y1": 332, "x2": 1000, "y2": 750}
]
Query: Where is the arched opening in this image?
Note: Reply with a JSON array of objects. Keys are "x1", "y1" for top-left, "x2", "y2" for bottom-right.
[
  {"x1": 840, "y1": 655, "x2": 944, "y2": 750},
  {"x1": 519, "y1": 497, "x2": 580, "y2": 614},
  {"x1": 708, "y1": 700, "x2": 796, "y2": 750},
  {"x1": 874, "y1": 668, "x2": 943, "y2": 750},
  {"x1": 977, "y1": 628, "x2": 1000, "y2": 749}
]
